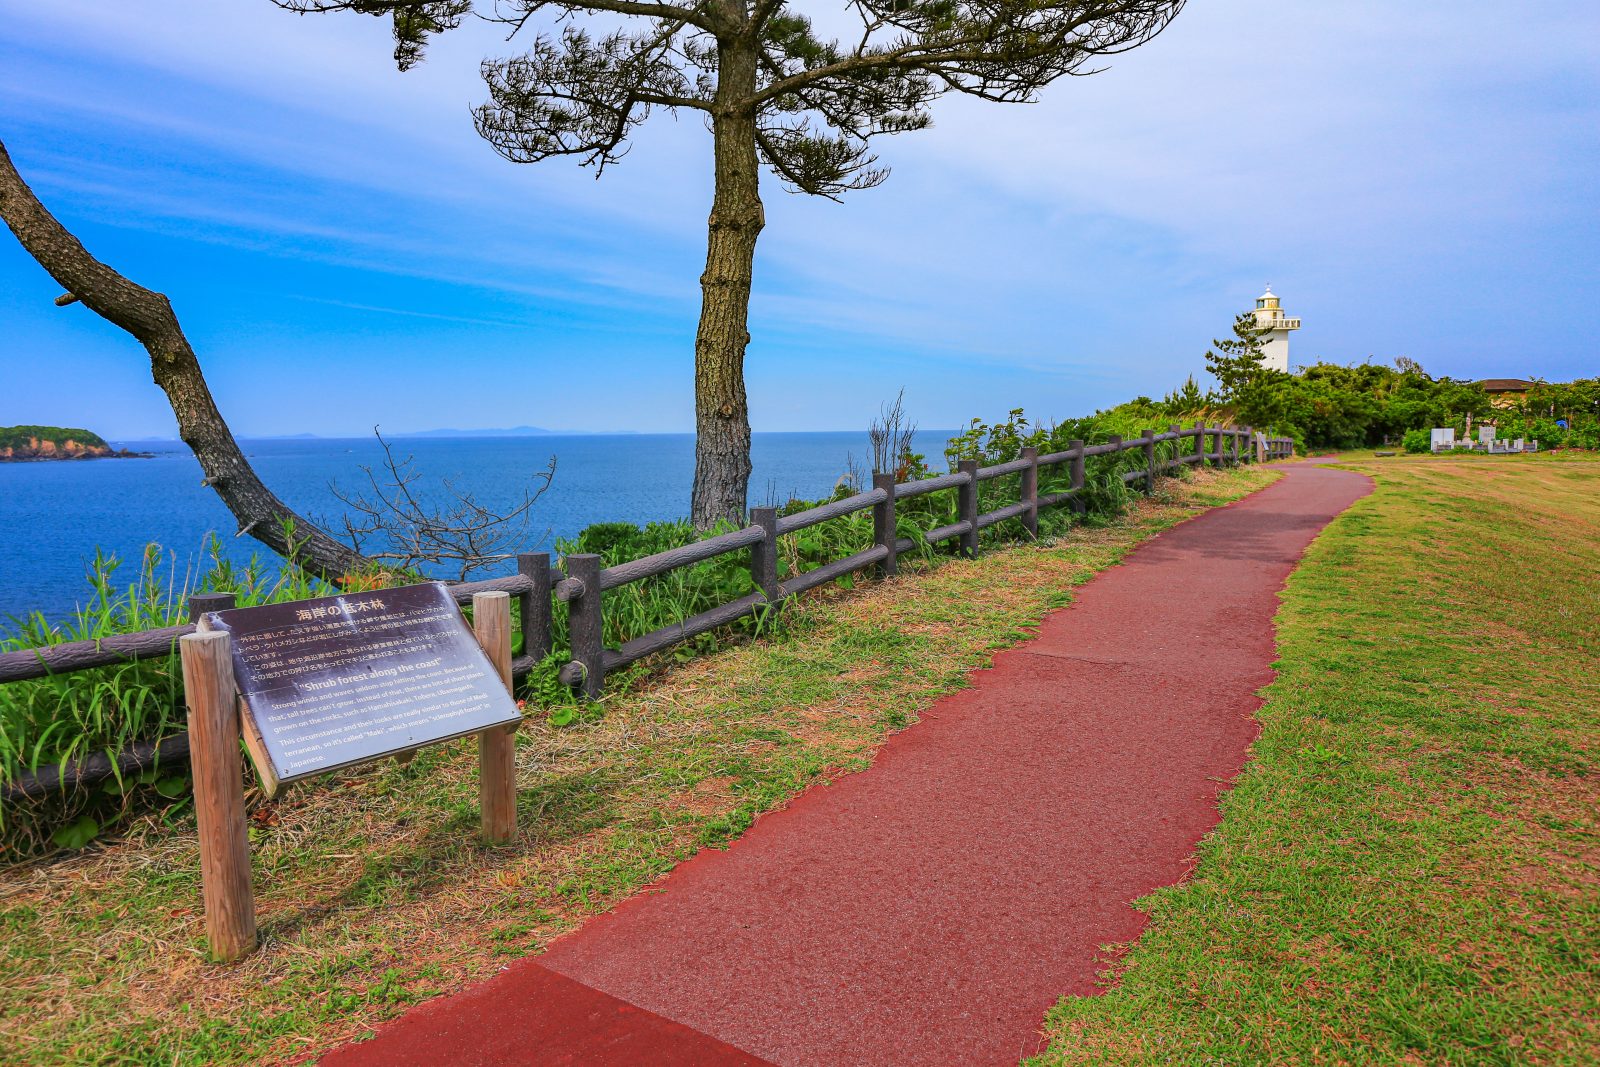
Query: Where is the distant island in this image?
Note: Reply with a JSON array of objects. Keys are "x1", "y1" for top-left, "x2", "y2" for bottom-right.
[
  {"x1": 115, "y1": 427, "x2": 645, "y2": 445},
  {"x1": 219, "y1": 426, "x2": 639, "y2": 440},
  {"x1": 395, "y1": 425, "x2": 557, "y2": 438},
  {"x1": 0, "y1": 425, "x2": 150, "y2": 461}
]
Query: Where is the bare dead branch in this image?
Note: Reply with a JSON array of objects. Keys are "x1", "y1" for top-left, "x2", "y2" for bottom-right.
[
  {"x1": 869, "y1": 388, "x2": 917, "y2": 477},
  {"x1": 328, "y1": 429, "x2": 556, "y2": 580}
]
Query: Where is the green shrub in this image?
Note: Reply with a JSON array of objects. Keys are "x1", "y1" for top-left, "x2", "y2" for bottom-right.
[{"x1": 1402, "y1": 429, "x2": 1431, "y2": 453}]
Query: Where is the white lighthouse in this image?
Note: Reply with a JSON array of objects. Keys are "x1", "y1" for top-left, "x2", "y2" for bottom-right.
[{"x1": 1250, "y1": 285, "x2": 1300, "y2": 373}]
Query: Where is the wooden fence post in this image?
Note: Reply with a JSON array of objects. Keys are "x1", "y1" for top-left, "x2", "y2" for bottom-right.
[
  {"x1": 870, "y1": 475, "x2": 898, "y2": 576},
  {"x1": 188, "y1": 592, "x2": 236, "y2": 622},
  {"x1": 751, "y1": 506, "x2": 783, "y2": 593},
  {"x1": 1019, "y1": 446, "x2": 1039, "y2": 538},
  {"x1": 957, "y1": 459, "x2": 979, "y2": 558},
  {"x1": 1069, "y1": 439, "x2": 1087, "y2": 515},
  {"x1": 472, "y1": 591, "x2": 517, "y2": 846},
  {"x1": 179, "y1": 630, "x2": 256, "y2": 964},
  {"x1": 517, "y1": 552, "x2": 551, "y2": 664},
  {"x1": 565, "y1": 553, "x2": 604, "y2": 700},
  {"x1": 1142, "y1": 429, "x2": 1157, "y2": 492},
  {"x1": 1242, "y1": 425, "x2": 1254, "y2": 463},
  {"x1": 1193, "y1": 422, "x2": 1206, "y2": 466}
]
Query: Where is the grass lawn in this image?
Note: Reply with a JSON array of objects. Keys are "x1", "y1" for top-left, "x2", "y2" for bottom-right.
[
  {"x1": 0, "y1": 465, "x2": 1276, "y2": 1066},
  {"x1": 1036, "y1": 453, "x2": 1600, "y2": 1065}
]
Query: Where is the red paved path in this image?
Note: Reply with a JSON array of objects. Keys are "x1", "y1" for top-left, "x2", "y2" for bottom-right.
[{"x1": 322, "y1": 462, "x2": 1369, "y2": 1066}]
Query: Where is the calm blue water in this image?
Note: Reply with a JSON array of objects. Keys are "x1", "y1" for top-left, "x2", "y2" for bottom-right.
[{"x1": 0, "y1": 432, "x2": 938, "y2": 626}]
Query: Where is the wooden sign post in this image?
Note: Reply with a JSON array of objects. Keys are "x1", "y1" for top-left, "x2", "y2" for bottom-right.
[
  {"x1": 472, "y1": 591, "x2": 518, "y2": 846},
  {"x1": 179, "y1": 629, "x2": 257, "y2": 963},
  {"x1": 181, "y1": 582, "x2": 522, "y2": 963}
]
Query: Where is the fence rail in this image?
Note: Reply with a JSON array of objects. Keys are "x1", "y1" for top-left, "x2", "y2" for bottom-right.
[{"x1": 3, "y1": 425, "x2": 1292, "y2": 801}]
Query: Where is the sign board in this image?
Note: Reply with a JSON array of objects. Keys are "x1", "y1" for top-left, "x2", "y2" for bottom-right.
[
  {"x1": 1430, "y1": 427, "x2": 1455, "y2": 452},
  {"x1": 205, "y1": 582, "x2": 521, "y2": 790},
  {"x1": 1479, "y1": 426, "x2": 1496, "y2": 445}
]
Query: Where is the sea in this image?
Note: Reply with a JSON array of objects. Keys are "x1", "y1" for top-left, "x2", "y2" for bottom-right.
[{"x1": 0, "y1": 432, "x2": 942, "y2": 628}]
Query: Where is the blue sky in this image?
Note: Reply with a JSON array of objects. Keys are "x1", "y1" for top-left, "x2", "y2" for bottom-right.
[{"x1": 2, "y1": 0, "x2": 1596, "y2": 438}]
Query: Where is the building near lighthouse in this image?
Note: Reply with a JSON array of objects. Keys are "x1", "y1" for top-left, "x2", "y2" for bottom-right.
[{"x1": 1250, "y1": 285, "x2": 1300, "y2": 372}]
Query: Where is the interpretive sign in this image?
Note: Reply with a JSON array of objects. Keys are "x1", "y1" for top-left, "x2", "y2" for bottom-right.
[{"x1": 205, "y1": 582, "x2": 521, "y2": 788}]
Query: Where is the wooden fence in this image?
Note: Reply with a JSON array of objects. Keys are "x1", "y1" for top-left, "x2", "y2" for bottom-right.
[{"x1": 1, "y1": 425, "x2": 1291, "y2": 801}]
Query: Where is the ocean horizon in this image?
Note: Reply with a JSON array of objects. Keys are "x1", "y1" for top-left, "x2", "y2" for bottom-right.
[{"x1": 0, "y1": 430, "x2": 955, "y2": 627}]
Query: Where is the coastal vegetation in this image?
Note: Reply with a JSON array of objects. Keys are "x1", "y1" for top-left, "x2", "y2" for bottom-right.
[
  {"x1": 1188, "y1": 313, "x2": 1599, "y2": 452},
  {"x1": 0, "y1": 408, "x2": 1176, "y2": 857},
  {"x1": 1036, "y1": 454, "x2": 1600, "y2": 1065},
  {"x1": 1228, "y1": 365, "x2": 1600, "y2": 452},
  {"x1": 0, "y1": 463, "x2": 1276, "y2": 1064}
]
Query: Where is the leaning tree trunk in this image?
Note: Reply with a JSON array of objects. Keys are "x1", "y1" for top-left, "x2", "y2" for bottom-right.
[
  {"x1": 0, "y1": 138, "x2": 369, "y2": 581},
  {"x1": 689, "y1": 40, "x2": 764, "y2": 528}
]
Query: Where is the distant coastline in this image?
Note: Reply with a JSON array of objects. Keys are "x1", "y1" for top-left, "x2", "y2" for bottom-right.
[
  {"x1": 118, "y1": 428, "x2": 884, "y2": 444},
  {"x1": 0, "y1": 425, "x2": 151, "y2": 462},
  {"x1": 115, "y1": 426, "x2": 643, "y2": 443}
]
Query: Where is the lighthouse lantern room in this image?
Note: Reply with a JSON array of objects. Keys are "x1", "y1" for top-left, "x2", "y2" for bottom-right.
[{"x1": 1251, "y1": 285, "x2": 1300, "y2": 373}]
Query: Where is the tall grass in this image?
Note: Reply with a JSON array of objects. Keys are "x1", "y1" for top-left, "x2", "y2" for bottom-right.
[{"x1": 0, "y1": 534, "x2": 341, "y2": 854}]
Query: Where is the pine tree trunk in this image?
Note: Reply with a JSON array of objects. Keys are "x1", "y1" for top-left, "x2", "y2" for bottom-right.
[{"x1": 689, "y1": 39, "x2": 764, "y2": 528}]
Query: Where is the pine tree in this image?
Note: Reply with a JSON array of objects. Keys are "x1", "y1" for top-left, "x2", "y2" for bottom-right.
[
  {"x1": 1161, "y1": 374, "x2": 1210, "y2": 413},
  {"x1": 1204, "y1": 313, "x2": 1275, "y2": 400},
  {"x1": 276, "y1": 0, "x2": 1186, "y2": 525}
]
